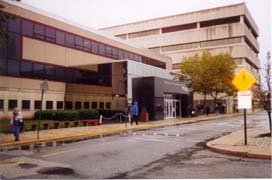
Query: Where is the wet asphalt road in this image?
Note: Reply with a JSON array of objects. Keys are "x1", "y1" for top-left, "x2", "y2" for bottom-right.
[{"x1": 0, "y1": 112, "x2": 271, "y2": 179}]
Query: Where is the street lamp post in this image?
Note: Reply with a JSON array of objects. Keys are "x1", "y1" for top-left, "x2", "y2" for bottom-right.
[{"x1": 37, "y1": 79, "x2": 49, "y2": 139}]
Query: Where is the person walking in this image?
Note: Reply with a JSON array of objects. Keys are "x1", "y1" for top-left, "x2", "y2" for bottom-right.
[
  {"x1": 205, "y1": 106, "x2": 210, "y2": 116},
  {"x1": 10, "y1": 108, "x2": 23, "y2": 141},
  {"x1": 130, "y1": 101, "x2": 139, "y2": 125}
]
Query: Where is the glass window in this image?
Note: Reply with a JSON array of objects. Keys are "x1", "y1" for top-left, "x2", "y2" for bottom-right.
[
  {"x1": 8, "y1": 17, "x2": 21, "y2": 34},
  {"x1": 22, "y1": 19, "x2": 33, "y2": 37},
  {"x1": 0, "y1": 99, "x2": 3, "y2": 110},
  {"x1": 56, "y1": 67, "x2": 65, "y2": 81},
  {"x1": 45, "y1": 65, "x2": 56, "y2": 80},
  {"x1": 65, "y1": 101, "x2": 73, "y2": 109},
  {"x1": 99, "y1": 102, "x2": 104, "y2": 109},
  {"x1": 8, "y1": 100, "x2": 17, "y2": 110},
  {"x1": 66, "y1": 33, "x2": 74, "y2": 48},
  {"x1": 91, "y1": 102, "x2": 97, "y2": 109},
  {"x1": 75, "y1": 101, "x2": 81, "y2": 109},
  {"x1": 57, "y1": 101, "x2": 63, "y2": 109},
  {"x1": 56, "y1": 30, "x2": 65, "y2": 45},
  {"x1": 84, "y1": 102, "x2": 90, "y2": 109},
  {"x1": 106, "y1": 102, "x2": 111, "y2": 109},
  {"x1": 7, "y1": 59, "x2": 19, "y2": 76},
  {"x1": 22, "y1": 100, "x2": 30, "y2": 110},
  {"x1": 83, "y1": 39, "x2": 91, "y2": 52},
  {"x1": 91, "y1": 41, "x2": 98, "y2": 54},
  {"x1": 0, "y1": 39, "x2": 7, "y2": 58},
  {"x1": 46, "y1": 101, "x2": 53, "y2": 109},
  {"x1": 98, "y1": 43, "x2": 105, "y2": 56},
  {"x1": 105, "y1": 46, "x2": 112, "y2": 57},
  {"x1": 7, "y1": 32, "x2": 21, "y2": 60},
  {"x1": 128, "y1": 52, "x2": 134, "y2": 60},
  {"x1": 34, "y1": 23, "x2": 45, "y2": 40},
  {"x1": 45, "y1": 26, "x2": 56, "y2": 43},
  {"x1": 112, "y1": 48, "x2": 118, "y2": 59},
  {"x1": 123, "y1": 51, "x2": 128, "y2": 59},
  {"x1": 33, "y1": 63, "x2": 44, "y2": 79},
  {"x1": 21, "y1": 61, "x2": 32, "y2": 78},
  {"x1": 34, "y1": 100, "x2": 41, "y2": 109},
  {"x1": 0, "y1": 58, "x2": 7, "y2": 75},
  {"x1": 65, "y1": 68, "x2": 76, "y2": 83},
  {"x1": 118, "y1": 49, "x2": 124, "y2": 59},
  {"x1": 75, "y1": 36, "x2": 83, "y2": 50}
]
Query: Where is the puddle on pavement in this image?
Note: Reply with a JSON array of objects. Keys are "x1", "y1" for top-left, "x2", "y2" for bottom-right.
[
  {"x1": 37, "y1": 166, "x2": 75, "y2": 175},
  {"x1": 18, "y1": 163, "x2": 38, "y2": 169}
]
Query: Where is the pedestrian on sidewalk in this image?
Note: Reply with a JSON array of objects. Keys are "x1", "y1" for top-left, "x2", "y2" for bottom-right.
[
  {"x1": 130, "y1": 101, "x2": 139, "y2": 125},
  {"x1": 10, "y1": 108, "x2": 23, "y2": 141},
  {"x1": 205, "y1": 106, "x2": 210, "y2": 116}
]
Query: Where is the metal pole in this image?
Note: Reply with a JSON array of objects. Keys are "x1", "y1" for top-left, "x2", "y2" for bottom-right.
[
  {"x1": 244, "y1": 109, "x2": 247, "y2": 145},
  {"x1": 37, "y1": 89, "x2": 44, "y2": 139}
]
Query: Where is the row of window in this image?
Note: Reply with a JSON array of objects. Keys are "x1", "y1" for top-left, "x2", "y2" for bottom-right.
[
  {"x1": 0, "y1": 99, "x2": 111, "y2": 111},
  {"x1": 0, "y1": 58, "x2": 112, "y2": 86},
  {"x1": 3, "y1": 15, "x2": 165, "y2": 69},
  {"x1": 116, "y1": 16, "x2": 245, "y2": 40},
  {"x1": 150, "y1": 37, "x2": 242, "y2": 53}
]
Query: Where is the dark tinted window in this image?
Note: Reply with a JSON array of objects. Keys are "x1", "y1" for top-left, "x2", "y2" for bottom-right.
[
  {"x1": 65, "y1": 101, "x2": 73, "y2": 109},
  {"x1": 84, "y1": 102, "x2": 89, "y2": 109},
  {"x1": 112, "y1": 48, "x2": 118, "y2": 59},
  {"x1": 7, "y1": 33, "x2": 21, "y2": 60},
  {"x1": 99, "y1": 102, "x2": 104, "y2": 109},
  {"x1": 123, "y1": 51, "x2": 128, "y2": 59},
  {"x1": 105, "y1": 46, "x2": 112, "y2": 57},
  {"x1": 8, "y1": 17, "x2": 21, "y2": 34},
  {"x1": 128, "y1": 52, "x2": 134, "y2": 60},
  {"x1": 45, "y1": 26, "x2": 56, "y2": 43},
  {"x1": 75, "y1": 101, "x2": 81, "y2": 109},
  {"x1": 0, "y1": 39, "x2": 7, "y2": 58},
  {"x1": 0, "y1": 58, "x2": 7, "y2": 75},
  {"x1": 7, "y1": 59, "x2": 19, "y2": 76},
  {"x1": 92, "y1": 102, "x2": 97, "y2": 109},
  {"x1": 22, "y1": 100, "x2": 30, "y2": 110},
  {"x1": 65, "y1": 68, "x2": 76, "y2": 83},
  {"x1": 8, "y1": 100, "x2": 17, "y2": 109},
  {"x1": 75, "y1": 36, "x2": 83, "y2": 50},
  {"x1": 45, "y1": 65, "x2": 56, "y2": 80},
  {"x1": 33, "y1": 63, "x2": 44, "y2": 79},
  {"x1": 22, "y1": 19, "x2": 33, "y2": 37},
  {"x1": 34, "y1": 100, "x2": 41, "y2": 109},
  {"x1": 0, "y1": 99, "x2": 3, "y2": 110},
  {"x1": 46, "y1": 101, "x2": 53, "y2": 109},
  {"x1": 21, "y1": 61, "x2": 32, "y2": 78},
  {"x1": 83, "y1": 39, "x2": 91, "y2": 51},
  {"x1": 91, "y1": 41, "x2": 98, "y2": 54},
  {"x1": 106, "y1": 102, "x2": 111, "y2": 109},
  {"x1": 56, "y1": 67, "x2": 65, "y2": 81},
  {"x1": 66, "y1": 33, "x2": 74, "y2": 48},
  {"x1": 34, "y1": 23, "x2": 45, "y2": 40},
  {"x1": 118, "y1": 49, "x2": 124, "y2": 59},
  {"x1": 98, "y1": 43, "x2": 105, "y2": 56},
  {"x1": 57, "y1": 101, "x2": 63, "y2": 109},
  {"x1": 56, "y1": 30, "x2": 65, "y2": 45}
]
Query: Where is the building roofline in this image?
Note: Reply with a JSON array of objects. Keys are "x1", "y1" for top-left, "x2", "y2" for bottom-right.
[
  {"x1": 100, "y1": 2, "x2": 245, "y2": 30},
  {"x1": 2, "y1": 0, "x2": 171, "y2": 60}
]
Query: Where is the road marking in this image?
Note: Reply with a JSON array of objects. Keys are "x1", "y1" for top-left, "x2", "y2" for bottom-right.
[
  {"x1": 133, "y1": 137, "x2": 171, "y2": 143},
  {"x1": 95, "y1": 140, "x2": 116, "y2": 148},
  {"x1": 0, "y1": 160, "x2": 24, "y2": 167},
  {"x1": 41, "y1": 148, "x2": 78, "y2": 158}
]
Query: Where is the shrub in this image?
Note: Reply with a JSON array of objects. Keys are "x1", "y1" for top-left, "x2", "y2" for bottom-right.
[
  {"x1": 55, "y1": 110, "x2": 79, "y2": 121},
  {"x1": 78, "y1": 109, "x2": 99, "y2": 120}
]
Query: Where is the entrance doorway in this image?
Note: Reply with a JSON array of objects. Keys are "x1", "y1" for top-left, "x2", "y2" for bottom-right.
[{"x1": 164, "y1": 98, "x2": 178, "y2": 119}]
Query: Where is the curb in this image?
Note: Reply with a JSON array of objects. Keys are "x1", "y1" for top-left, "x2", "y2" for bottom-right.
[
  {"x1": 206, "y1": 141, "x2": 272, "y2": 160},
  {"x1": 0, "y1": 113, "x2": 242, "y2": 151}
]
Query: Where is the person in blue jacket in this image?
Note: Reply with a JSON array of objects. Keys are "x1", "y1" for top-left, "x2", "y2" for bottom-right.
[{"x1": 130, "y1": 101, "x2": 139, "y2": 125}]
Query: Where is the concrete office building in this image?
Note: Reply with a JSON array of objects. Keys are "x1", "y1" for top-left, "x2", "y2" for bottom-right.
[
  {"x1": 0, "y1": 0, "x2": 192, "y2": 120},
  {"x1": 101, "y1": 3, "x2": 261, "y2": 113}
]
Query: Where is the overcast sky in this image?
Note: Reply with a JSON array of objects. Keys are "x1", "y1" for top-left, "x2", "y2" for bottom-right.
[{"x1": 21, "y1": 0, "x2": 271, "y2": 76}]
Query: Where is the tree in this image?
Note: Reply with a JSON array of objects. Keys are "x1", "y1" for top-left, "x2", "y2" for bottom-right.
[
  {"x1": 263, "y1": 51, "x2": 271, "y2": 134},
  {"x1": 180, "y1": 51, "x2": 236, "y2": 108}
]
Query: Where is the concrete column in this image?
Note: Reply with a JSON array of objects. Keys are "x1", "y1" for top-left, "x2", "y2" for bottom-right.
[
  {"x1": 197, "y1": 22, "x2": 200, "y2": 29},
  {"x1": 240, "y1": 16, "x2": 244, "y2": 23}
]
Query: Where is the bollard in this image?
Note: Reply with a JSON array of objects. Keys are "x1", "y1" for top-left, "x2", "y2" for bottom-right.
[{"x1": 99, "y1": 115, "x2": 103, "y2": 125}]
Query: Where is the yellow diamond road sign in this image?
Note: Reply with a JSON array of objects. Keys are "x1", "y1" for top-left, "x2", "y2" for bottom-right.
[{"x1": 232, "y1": 69, "x2": 256, "y2": 91}]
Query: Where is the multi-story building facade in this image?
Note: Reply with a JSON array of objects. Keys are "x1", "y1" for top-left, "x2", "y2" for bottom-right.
[
  {"x1": 0, "y1": 0, "x2": 192, "y2": 120},
  {"x1": 101, "y1": 3, "x2": 260, "y2": 113}
]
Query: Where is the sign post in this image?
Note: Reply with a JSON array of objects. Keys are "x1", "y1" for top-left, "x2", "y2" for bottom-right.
[
  {"x1": 232, "y1": 69, "x2": 256, "y2": 145},
  {"x1": 38, "y1": 80, "x2": 49, "y2": 139}
]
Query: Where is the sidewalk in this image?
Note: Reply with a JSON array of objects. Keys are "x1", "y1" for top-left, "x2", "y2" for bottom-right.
[
  {"x1": 207, "y1": 127, "x2": 272, "y2": 159},
  {"x1": 0, "y1": 113, "x2": 237, "y2": 150}
]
